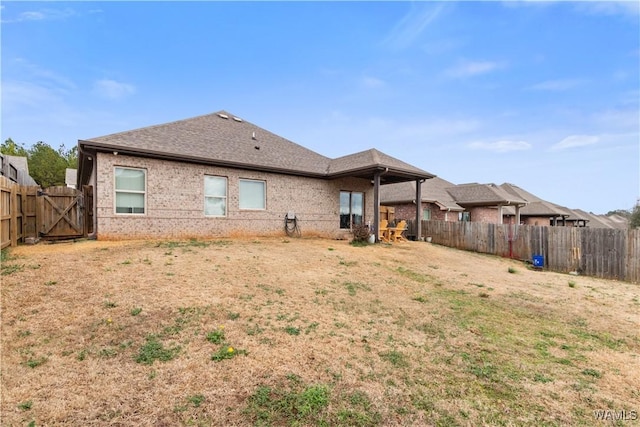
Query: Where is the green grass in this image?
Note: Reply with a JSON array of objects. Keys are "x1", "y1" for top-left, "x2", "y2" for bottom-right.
[
  {"x1": 18, "y1": 400, "x2": 33, "y2": 411},
  {"x1": 344, "y1": 281, "x2": 371, "y2": 296},
  {"x1": 206, "y1": 329, "x2": 225, "y2": 344},
  {"x1": 135, "y1": 335, "x2": 181, "y2": 365},
  {"x1": 211, "y1": 345, "x2": 246, "y2": 362},
  {"x1": 379, "y1": 350, "x2": 409, "y2": 368},
  {"x1": 24, "y1": 356, "x2": 47, "y2": 369},
  {"x1": 284, "y1": 326, "x2": 301, "y2": 336},
  {"x1": 395, "y1": 267, "x2": 433, "y2": 283}
]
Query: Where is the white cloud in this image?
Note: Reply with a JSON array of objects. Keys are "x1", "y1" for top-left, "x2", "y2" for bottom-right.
[
  {"x1": 550, "y1": 135, "x2": 599, "y2": 151},
  {"x1": 361, "y1": 76, "x2": 385, "y2": 89},
  {"x1": 467, "y1": 140, "x2": 532, "y2": 153},
  {"x1": 592, "y1": 108, "x2": 640, "y2": 130},
  {"x1": 2, "y1": 8, "x2": 77, "y2": 23},
  {"x1": 93, "y1": 79, "x2": 136, "y2": 100},
  {"x1": 527, "y1": 78, "x2": 586, "y2": 91},
  {"x1": 445, "y1": 60, "x2": 505, "y2": 79},
  {"x1": 573, "y1": 1, "x2": 640, "y2": 17},
  {"x1": 382, "y1": 3, "x2": 447, "y2": 49}
]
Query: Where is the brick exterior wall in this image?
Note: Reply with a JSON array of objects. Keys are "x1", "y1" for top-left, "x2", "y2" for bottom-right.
[
  {"x1": 392, "y1": 202, "x2": 460, "y2": 222},
  {"x1": 522, "y1": 216, "x2": 552, "y2": 226},
  {"x1": 468, "y1": 206, "x2": 502, "y2": 223},
  {"x1": 93, "y1": 153, "x2": 374, "y2": 240}
]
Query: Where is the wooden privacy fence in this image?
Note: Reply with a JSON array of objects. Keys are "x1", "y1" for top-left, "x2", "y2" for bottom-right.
[
  {"x1": 1, "y1": 177, "x2": 93, "y2": 249},
  {"x1": 409, "y1": 220, "x2": 639, "y2": 283},
  {"x1": 1, "y1": 176, "x2": 38, "y2": 249}
]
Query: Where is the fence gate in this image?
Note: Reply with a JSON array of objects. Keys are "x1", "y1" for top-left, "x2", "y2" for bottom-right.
[{"x1": 37, "y1": 186, "x2": 87, "y2": 240}]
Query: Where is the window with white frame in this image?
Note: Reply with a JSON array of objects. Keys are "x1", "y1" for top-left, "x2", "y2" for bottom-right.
[
  {"x1": 339, "y1": 191, "x2": 364, "y2": 229},
  {"x1": 115, "y1": 167, "x2": 146, "y2": 214},
  {"x1": 204, "y1": 176, "x2": 227, "y2": 216},
  {"x1": 239, "y1": 179, "x2": 266, "y2": 210}
]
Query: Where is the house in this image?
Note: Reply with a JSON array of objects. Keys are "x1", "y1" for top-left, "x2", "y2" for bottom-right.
[
  {"x1": 77, "y1": 111, "x2": 434, "y2": 241},
  {"x1": 65, "y1": 168, "x2": 77, "y2": 189},
  {"x1": 0, "y1": 154, "x2": 38, "y2": 186},
  {"x1": 499, "y1": 183, "x2": 577, "y2": 226},
  {"x1": 445, "y1": 183, "x2": 527, "y2": 224},
  {"x1": 380, "y1": 176, "x2": 464, "y2": 222}
]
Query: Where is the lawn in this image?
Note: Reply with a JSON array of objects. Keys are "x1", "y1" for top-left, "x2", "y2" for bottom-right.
[{"x1": 1, "y1": 237, "x2": 638, "y2": 426}]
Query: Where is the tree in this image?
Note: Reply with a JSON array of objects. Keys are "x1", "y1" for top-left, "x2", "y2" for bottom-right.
[
  {"x1": 28, "y1": 142, "x2": 69, "y2": 188},
  {"x1": 1, "y1": 138, "x2": 29, "y2": 157},
  {"x1": 605, "y1": 209, "x2": 631, "y2": 218},
  {"x1": 62, "y1": 145, "x2": 78, "y2": 169},
  {"x1": 630, "y1": 202, "x2": 640, "y2": 229},
  {"x1": 2, "y1": 138, "x2": 78, "y2": 188}
]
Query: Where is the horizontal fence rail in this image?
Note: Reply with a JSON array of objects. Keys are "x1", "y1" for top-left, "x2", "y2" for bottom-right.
[{"x1": 412, "y1": 220, "x2": 639, "y2": 283}]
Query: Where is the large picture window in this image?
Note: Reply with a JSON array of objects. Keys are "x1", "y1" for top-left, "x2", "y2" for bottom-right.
[
  {"x1": 204, "y1": 176, "x2": 227, "y2": 216},
  {"x1": 239, "y1": 179, "x2": 266, "y2": 210},
  {"x1": 340, "y1": 191, "x2": 364, "y2": 229},
  {"x1": 115, "y1": 167, "x2": 145, "y2": 214}
]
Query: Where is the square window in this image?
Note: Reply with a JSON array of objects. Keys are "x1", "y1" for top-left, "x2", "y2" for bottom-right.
[
  {"x1": 115, "y1": 167, "x2": 145, "y2": 214},
  {"x1": 239, "y1": 179, "x2": 265, "y2": 210}
]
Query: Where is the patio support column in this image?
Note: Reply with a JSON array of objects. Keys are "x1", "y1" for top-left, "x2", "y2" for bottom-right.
[
  {"x1": 415, "y1": 179, "x2": 423, "y2": 241},
  {"x1": 373, "y1": 171, "x2": 381, "y2": 243},
  {"x1": 515, "y1": 205, "x2": 521, "y2": 225},
  {"x1": 498, "y1": 205, "x2": 504, "y2": 224}
]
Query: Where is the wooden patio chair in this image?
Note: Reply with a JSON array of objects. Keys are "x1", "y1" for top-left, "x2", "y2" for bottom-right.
[
  {"x1": 378, "y1": 219, "x2": 390, "y2": 243},
  {"x1": 390, "y1": 220, "x2": 408, "y2": 242}
]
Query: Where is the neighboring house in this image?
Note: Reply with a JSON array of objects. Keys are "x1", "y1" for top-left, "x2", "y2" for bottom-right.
[
  {"x1": 0, "y1": 154, "x2": 38, "y2": 186},
  {"x1": 380, "y1": 176, "x2": 464, "y2": 222},
  {"x1": 571, "y1": 209, "x2": 629, "y2": 229},
  {"x1": 604, "y1": 214, "x2": 629, "y2": 229},
  {"x1": 445, "y1": 183, "x2": 527, "y2": 224},
  {"x1": 77, "y1": 111, "x2": 434, "y2": 240},
  {"x1": 65, "y1": 168, "x2": 77, "y2": 189},
  {"x1": 558, "y1": 207, "x2": 590, "y2": 227},
  {"x1": 499, "y1": 183, "x2": 576, "y2": 226}
]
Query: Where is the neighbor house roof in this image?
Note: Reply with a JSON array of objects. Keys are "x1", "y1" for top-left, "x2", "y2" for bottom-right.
[
  {"x1": 499, "y1": 183, "x2": 572, "y2": 217},
  {"x1": 78, "y1": 111, "x2": 434, "y2": 184},
  {"x1": 380, "y1": 176, "x2": 464, "y2": 211},
  {"x1": 0, "y1": 154, "x2": 38, "y2": 186},
  {"x1": 446, "y1": 183, "x2": 527, "y2": 207}
]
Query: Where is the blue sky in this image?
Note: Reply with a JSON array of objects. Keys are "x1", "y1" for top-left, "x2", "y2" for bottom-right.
[{"x1": 2, "y1": 1, "x2": 639, "y2": 214}]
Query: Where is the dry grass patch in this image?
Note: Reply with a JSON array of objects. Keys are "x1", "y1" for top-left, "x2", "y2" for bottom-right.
[{"x1": 1, "y1": 237, "x2": 639, "y2": 426}]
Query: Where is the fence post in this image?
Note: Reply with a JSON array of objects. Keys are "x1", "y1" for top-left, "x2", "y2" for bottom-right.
[{"x1": 10, "y1": 184, "x2": 17, "y2": 247}]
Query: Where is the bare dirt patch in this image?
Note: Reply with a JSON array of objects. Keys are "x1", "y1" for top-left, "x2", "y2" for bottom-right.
[{"x1": 2, "y1": 237, "x2": 639, "y2": 426}]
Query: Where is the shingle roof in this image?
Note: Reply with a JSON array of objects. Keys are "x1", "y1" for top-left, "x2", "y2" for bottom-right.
[
  {"x1": 80, "y1": 111, "x2": 434, "y2": 181},
  {"x1": 380, "y1": 176, "x2": 463, "y2": 211},
  {"x1": 500, "y1": 183, "x2": 571, "y2": 216},
  {"x1": 82, "y1": 111, "x2": 332, "y2": 176},
  {"x1": 446, "y1": 183, "x2": 527, "y2": 206}
]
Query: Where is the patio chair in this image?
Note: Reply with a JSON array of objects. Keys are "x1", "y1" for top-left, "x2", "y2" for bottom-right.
[
  {"x1": 390, "y1": 220, "x2": 407, "y2": 242},
  {"x1": 378, "y1": 219, "x2": 390, "y2": 243}
]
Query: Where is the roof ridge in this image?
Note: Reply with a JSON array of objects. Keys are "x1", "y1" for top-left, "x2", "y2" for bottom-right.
[{"x1": 85, "y1": 110, "x2": 231, "y2": 141}]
